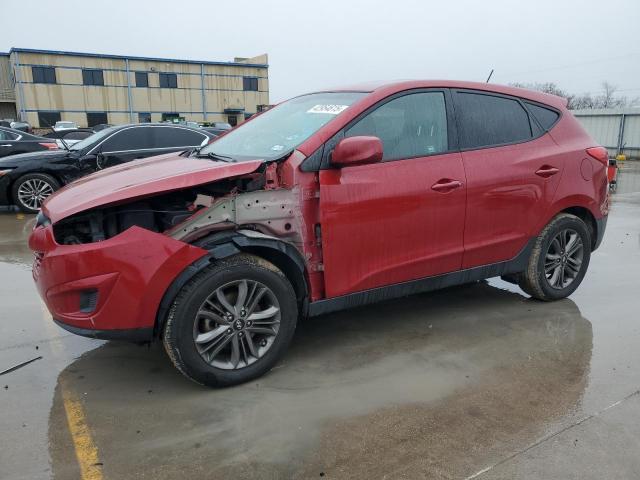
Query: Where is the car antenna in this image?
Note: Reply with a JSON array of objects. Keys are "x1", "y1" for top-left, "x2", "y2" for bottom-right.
[{"x1": 485, "y1": 69, "x2": 494, "y2": 83}]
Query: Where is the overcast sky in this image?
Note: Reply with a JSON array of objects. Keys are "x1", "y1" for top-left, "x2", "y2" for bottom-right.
[{"x1": 3, "y1": 0, "x2": 638, "y2": 102}]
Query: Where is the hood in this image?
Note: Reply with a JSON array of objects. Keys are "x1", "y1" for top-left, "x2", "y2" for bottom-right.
[
  {"x1": 0, "y1": 149, "x2": 68, "y2": 166},
  {"x1": 43, "y1": 153, "x2": 264, "y2": 223}
]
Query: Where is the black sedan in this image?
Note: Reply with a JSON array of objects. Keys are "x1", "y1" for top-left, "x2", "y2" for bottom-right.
[
  {"x1": 0, "y1": 126, "x2": 59, "y2": 159},
  {"x1": 0, "y1": 123, "x2": 215, "y2": 213}
]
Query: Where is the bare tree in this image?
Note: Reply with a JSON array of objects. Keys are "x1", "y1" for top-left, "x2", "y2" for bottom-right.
[{"x1": 509, "y1": 81, "x2": 633, "y2": 110}]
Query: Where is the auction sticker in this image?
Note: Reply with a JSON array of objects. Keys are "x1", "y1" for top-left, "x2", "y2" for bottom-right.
[{"x1": 307, "y1": 104, "x2": 349, "y2": 114}]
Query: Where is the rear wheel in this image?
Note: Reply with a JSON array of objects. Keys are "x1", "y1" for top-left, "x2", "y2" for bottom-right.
[
  {"x1": 518, "y1": 213, "x2": 591, "y2": 301},
  {"x1": 11, "y1": 173, "x2": 60, "y2": 213},
  {"x1": 163, "y1": 254, "x2": 298, "y2": 387}
]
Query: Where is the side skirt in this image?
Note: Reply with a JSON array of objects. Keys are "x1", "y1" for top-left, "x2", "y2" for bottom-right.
[{"x1": 307, "y1": 239, "x2": 535, "y2": 317}]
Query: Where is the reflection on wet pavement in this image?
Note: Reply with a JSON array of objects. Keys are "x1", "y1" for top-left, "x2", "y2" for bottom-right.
[
  {"x1": 48, "y1": 284, "x2": 592, "y2": 479},
  {"x1": 1, "y1": 163, "x2": 640, "y2": 479}
]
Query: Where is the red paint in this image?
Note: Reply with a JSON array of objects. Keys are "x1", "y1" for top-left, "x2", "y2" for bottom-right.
[
  {"x1": 30, "y1": 225, "x2": 207, "y2": 330},
  {"x1": 319, "y1": 152, "x2": 466, "y2": 297},
  {"x1": 30, "y1": 80, "x2": 608, "y2": 338},
  {"x1": 331, "y1": 136, "x2": 383, "y2": 167},
  {"x1": 42, "y1": 154, "x2": 263, "y2": 223}
]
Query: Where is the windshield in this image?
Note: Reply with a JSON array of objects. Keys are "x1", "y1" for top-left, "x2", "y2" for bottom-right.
[
  {"x1": 200, "y1": 92, "x2": 366, "y2": 161},
  {"x1": 69, "y1": 126, "x2": 118, "y2": 151}
]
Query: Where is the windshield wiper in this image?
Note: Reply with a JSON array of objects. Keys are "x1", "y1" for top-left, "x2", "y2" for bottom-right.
[{"x1": 199, "y1": 152, "x2": 237, "y2": 163}]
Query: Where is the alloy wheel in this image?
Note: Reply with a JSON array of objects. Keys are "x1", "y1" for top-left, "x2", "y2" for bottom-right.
[
  {"x1": 544, "y1": 228, "x2": 584, "y2": 290},
  {"x1": 17, "y1": 179, "x2": 54, "y2": 210},
  {"x1": 193, "y1": 279, "x2": 281, "y2": 370}
]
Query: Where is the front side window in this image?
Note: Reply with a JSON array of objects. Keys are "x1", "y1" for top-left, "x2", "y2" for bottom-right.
[
  {"x1": 200, "y1": 91, "x2": 366, "y2": 161},
  {"x1": 101, "y1": 127, "x2": 154, "y2": 152},
  {"x1": 455, "y1": 92, "x2": 532, "y2": 149},
  {"x1": 159, "y1": 73, "x2": 178, "y2": 88},
  {"x1": 82, "y1": 69, "x2": 104, "y2": 86},
  {"x1": 70, "y1": 127, "x2": 117, "y2": 151},
  {"x1": 346, "y1": 92, "x2": 448, "y2": 161},
  {"x1": 32, "y1": 66, "x2": 56, "y2": 84}
]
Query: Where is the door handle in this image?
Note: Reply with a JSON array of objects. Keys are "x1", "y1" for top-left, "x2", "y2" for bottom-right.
[
  {"x1": 535, "y1": 165, "x2": 559, "y2": 178},
  {"x1": 0, "y1": 144, "x2": 11, "y2": 147},
  {"x1": 431, "y1": 179, "x2": 463, "y2": 193}
]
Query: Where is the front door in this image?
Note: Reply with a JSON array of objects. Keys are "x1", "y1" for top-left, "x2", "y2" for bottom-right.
[{"x1": 319, "y1": 90, "x2": 467, "y2": 298}]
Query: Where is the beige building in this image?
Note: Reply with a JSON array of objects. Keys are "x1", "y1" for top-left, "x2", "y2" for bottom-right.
[{"x1": 0, "y1": 48, "x2": 269, "y2": 128}]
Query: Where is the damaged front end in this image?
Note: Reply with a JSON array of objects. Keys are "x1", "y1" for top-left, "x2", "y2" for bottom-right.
[
  {"x1": 51, "y1": 167, "x2": 301, "y2": 247},
  {"x1": 30, "y1": 156, "x2": 313, "y2": 338}
]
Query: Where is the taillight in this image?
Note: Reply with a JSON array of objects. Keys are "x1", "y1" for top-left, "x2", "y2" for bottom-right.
[
  {"x1": 39, "y1": 142, "x2": 59, "y2": 150},
  {"x1": 586, "y1": 146, "x2": 609, "y2": 166}
]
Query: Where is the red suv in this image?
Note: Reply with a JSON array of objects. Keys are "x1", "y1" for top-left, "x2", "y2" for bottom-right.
[{"x1": 29, "y1": 81, "x2": 609, "y2": 387}]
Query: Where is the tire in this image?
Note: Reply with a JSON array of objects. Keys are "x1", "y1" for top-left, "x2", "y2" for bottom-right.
[
  {"x1": 11, "y1": 173, "x2": 60, "y2": 213},
  {"x1": 163, "y1": 253, "x2": 298, "y2": 387},
  {"x1": 518, "y1": 213, "x2": 591, "y2": 301}
]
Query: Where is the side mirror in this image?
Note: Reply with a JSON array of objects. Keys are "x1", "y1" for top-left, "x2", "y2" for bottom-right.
[{"x1": 331, "y1": 136, "x2": 383, "y2": 167}]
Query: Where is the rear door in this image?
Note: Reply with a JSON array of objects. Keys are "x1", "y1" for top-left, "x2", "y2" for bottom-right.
[
  {"x1": 319, "y1": 90, "x2": 467, "y2": 298},
  {"x1": 452, "y1": 90, "x2": 564, "y2": 268}
]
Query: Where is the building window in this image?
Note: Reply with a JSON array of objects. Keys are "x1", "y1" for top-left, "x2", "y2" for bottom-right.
[
  {"x1": 161, "y1": 112, "x2": 180, "y2": 122},
  {"x1": 159, "y1": 73, "x2": 178, "y2": 88},
  {"x1": 138, "y1": 112, "x2": 151, "y2": 123},
  {"x1": 135, "y1": 72, "x2": 148, "y2": 87},
  {"x1": 86, "y1": 112, "x2": 108, "y2": 127},
  {"x1": 227, "y1": 115, "x2": 238, "y2": 127},
  {"x1": 82, "y1": 69, "x2": 104, "y2": 86},
  {"x1": 32, "y1": 66, "x2": 56, "y2": 84},
  {"x1": 38, "y1": 112, "x2": 61, "y2": 128},
  {"x1": 242, "y1": 77, "x2": 258, "y2": 91}
]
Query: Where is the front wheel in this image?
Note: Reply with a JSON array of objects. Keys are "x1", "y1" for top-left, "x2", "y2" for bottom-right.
[
  {"x1": 518, "y1": 213, "x2": 591, "y2": 301},
  {"x1": 163, "y1": 254, "x2": 298, "y2": 387},
  {"x1": 11, "y1": 173, "x2": 60, "y2": 213}
]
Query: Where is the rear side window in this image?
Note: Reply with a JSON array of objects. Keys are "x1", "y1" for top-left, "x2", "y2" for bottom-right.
[
  {"x1": 0, "y1": 130, "x2": 18, "y2": 140},
  {"x1": 346, "y1": 92, "x2": 448, "y2": 161},
  {"x1": 525, "y1": 102, "x2": 560, "y2": 131},
  {"x1": 151, "y1": 127, "x2": 207, "y2": 148},
  {"x1": 101, "y1": 127, "x2": 154, "y2": 152},
  {"x1": 455, "y1": 92, "x2": 532, "y2": 149}
]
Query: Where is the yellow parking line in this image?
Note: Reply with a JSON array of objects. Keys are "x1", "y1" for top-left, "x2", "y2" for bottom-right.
[
  {"x1": 40, "y1": 303, "x2": 103, "y2": 480},
  {"x1": 61, "y1": 381, "x2": 104, "y2": 480}
]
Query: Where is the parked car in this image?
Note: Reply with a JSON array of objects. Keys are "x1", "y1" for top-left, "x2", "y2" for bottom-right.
[
  {"x1": 0, "y1": 126, "x2": 58, "y2": 159},
  {"x1": 28, "y1": 81, "x2": 609, "y2": 387},
  {"x1": 53, "y1": 121, "x2": 79, "y2": 132},
  {"x1": 91, "y1": 123, "x2": 113, "y2": 132},
  {"x1": 0, "y1": 123, "x2": 215, "y2": 212},
  {"x1": 0, "y1": 120, "x2": 32, "y2": 133},
  {"x1": 202, "y1": 122, "x2": 232, "y2": 137},
  {"x1": 43, "y1": 129, "x2": 95, "y2": 148}
]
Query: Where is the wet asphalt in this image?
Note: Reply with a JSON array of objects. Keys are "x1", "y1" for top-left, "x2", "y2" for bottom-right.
[{"x1": 1, "y1": 163, "x2": 640, "y2": 480}]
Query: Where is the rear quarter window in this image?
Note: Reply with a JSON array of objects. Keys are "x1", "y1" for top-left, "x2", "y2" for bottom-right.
[
  {"x1": 455, "y1": 92, "x2": 532, "y2": 149},
  {"x1": 525, "y1": 102, "x2": 560, "y2": 131}
]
